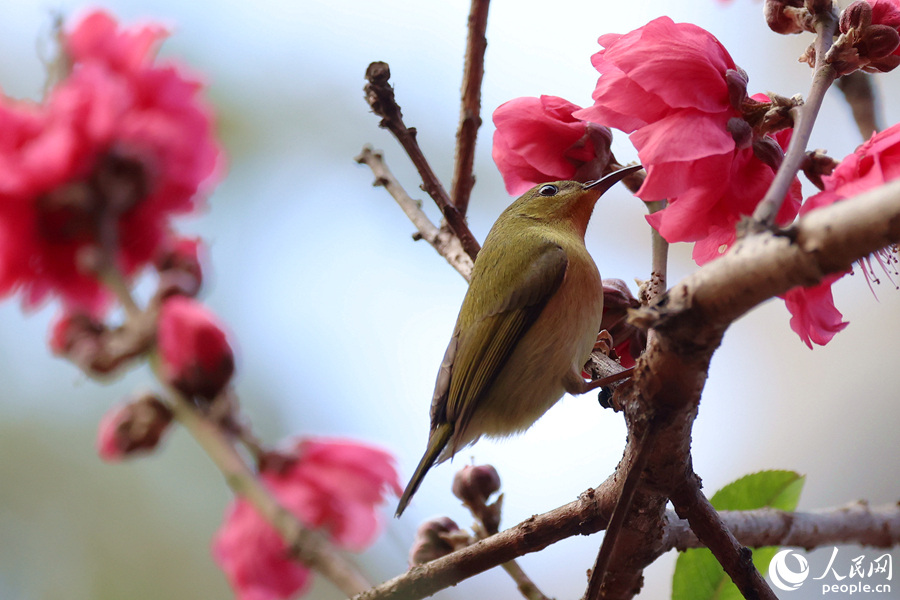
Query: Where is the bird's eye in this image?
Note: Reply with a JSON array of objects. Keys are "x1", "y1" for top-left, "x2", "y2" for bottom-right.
[{"x1": 538, "y1": 184, "x2": 558, "y2": 197}]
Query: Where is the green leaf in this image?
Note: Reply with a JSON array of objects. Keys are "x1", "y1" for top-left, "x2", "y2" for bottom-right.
[{"x1": 671, "y1": 471, "x2": 805, "y2": 600}]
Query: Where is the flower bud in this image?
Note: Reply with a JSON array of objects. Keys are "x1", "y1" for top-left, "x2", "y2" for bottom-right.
[
  {"x1": 752, "y1": 136, "x2": 786, "y2": 170},
  {"x1": 805, "y1": 0, "x2": 836, "y2": 19},
  {"x1": 452, "y1": 464, "x2": 501, "y2": 508},
  {"x1": 157, "y1": 296, "x2": 235, "y2": 401},
  {"x1": 155, "y1": 235, "x2": 204, "y2": 298},
  {"x1": 727, "y1": 118, "x2": 753, "y2": 149},
  {"x1": 765, "y1": 0, "x2": 807, "y2": 34},
  {"x1": 50, "y1": 312, "x2": 105, "y2": 356},
  {"x1": 865, "y1": 53, "x2": 900, "y2": 72},
  {"x1": 801, "y1": 149, "x2": 840, "y2": 190},
  {"x1": 861, "y1": 24, "x2": 900, "y2": 59},
  {"x1": 726, "y1": 69, "x2": 749, "y2": 111},
  {"x1": 408, "y1": 517, "x2": 470, "y2": 566},
  {"x1": 841, "y1": 1, "x2": 873, "y2": 33},
  {"x1": 96, "y1": 393, "x2": 173, "y2": 461}
]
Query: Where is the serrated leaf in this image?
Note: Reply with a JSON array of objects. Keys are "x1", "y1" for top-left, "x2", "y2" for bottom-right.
[{"x1": 671, "y1": 470, "x2": 805, "y2": 600}]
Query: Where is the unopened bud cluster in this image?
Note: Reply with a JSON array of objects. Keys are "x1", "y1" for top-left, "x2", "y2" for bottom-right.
[{"x1": 826, "y1": 0, "x2": 900, "y2": 75}]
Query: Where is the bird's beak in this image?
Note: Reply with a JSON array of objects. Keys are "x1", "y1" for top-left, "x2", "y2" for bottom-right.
[{"x1": 582, "y1": 165, "x2": 643, "y2": 193}]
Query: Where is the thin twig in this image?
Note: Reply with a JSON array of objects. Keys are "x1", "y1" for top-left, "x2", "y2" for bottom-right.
[
  {"x1": 669, "y1": 473, "x2": 777, "y2": 600},
  {"x1": 752, "y1": 13, "x2": 838, "y2": 227},
  {"x1": 835, "y1": 70, "x2": 881, "y2": 139},
  {"x1": 645, "y1": 200, "x2": 668, "y2": 304},
  {"x1": 162, "y1": 383, "x2": 373, "y2": 596},
  {"x1": 356, "y1": 145, "x2": 474, "y2": 281},
  {"x1": 364, "y1": 62, "x2": 481, "y2": 260},
  {"x1": 450, "y1": 0, "x2": 490, "y2": 216}
]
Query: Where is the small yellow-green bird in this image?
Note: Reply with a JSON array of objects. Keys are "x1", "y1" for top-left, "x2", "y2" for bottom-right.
[{"x1": 396, "y1": 166, "x2": 641, "y2": 516}]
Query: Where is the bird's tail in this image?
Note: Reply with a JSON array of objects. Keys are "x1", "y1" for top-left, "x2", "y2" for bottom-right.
[{"x1": 395, "y1": 423, "x2": 453, "y2": 517}]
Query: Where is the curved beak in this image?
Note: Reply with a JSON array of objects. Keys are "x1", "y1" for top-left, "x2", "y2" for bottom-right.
[{"x1": 582, "y1": 165, "x2": 644, "y2": 193}]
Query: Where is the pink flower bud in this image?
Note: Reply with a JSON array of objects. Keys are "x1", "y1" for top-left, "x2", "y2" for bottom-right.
[
  {"x1": 155, "y1": 235, "x2": 205, "y2": 298},
  {"x1": 408, "y1": 517, "x2": 470, "y2": 566},
  {"x1": 157, "y1": 296, "x2": 235, "y2": 401},
  {"x1": 50, "y1": 312, "x2": 105, "y2": 356},
  {"x1": 96, "y1": 393, "x2": 173, "y2": 461}
]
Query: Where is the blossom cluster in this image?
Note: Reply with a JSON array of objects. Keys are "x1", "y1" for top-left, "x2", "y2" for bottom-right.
[
  {"x1": 491, "y1": 7, "x2": 900, "y2": 350},
  {"x1": 0, "y1": 11, "x2": 401, "y2": 600}
]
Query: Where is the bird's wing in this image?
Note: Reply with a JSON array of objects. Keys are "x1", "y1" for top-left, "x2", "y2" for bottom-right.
[{"x1": 431, "y1": 242, "x2": 568, "y2": 447}]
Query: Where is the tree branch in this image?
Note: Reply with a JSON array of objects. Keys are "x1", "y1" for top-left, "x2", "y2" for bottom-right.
[
  {"x1": 669, "y1": 472, "x2": 777, "y2": 600},
  {"x1": 752, "y1": 13, "x2": 838, "y2": 227},
  {"x1": 364, "y1": 62, "x2": 481, "y2": 259},
  {"x1": 356, "y1": 145, "x2": 474, "y2": 281},
  {"x1": 162, "y1": 386, "x2": 372, "y2": 596},
  {"x1": 450, "y1": 0, "x2": 490, "y2": 216}
]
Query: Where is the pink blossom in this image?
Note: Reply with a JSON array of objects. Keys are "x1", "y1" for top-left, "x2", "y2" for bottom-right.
[
  {"x1": 65, "y1": 10, "x2": 168, "y2": 74},
  {"x1": 212, "y1": 439, "x2": 401, "y2": 600},
  {"x1": 573, "y1": 17, "x2": 801, "y2": 264},
  {"x1": 157, "y1": 296, "x2": 234, "y2": 401},
  {"x1": 492, "y1": 95, "x2": 610, "y2": 195},
  {"x1": 0, "y1": 10, "x2": 222, "y2": 314},
  {"x1": 782, "y1": 122, "x2": 900, "y2": 346}
]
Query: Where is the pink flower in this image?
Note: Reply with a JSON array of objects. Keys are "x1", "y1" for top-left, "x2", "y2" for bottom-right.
[
  {"x1": 157, "y1": 296, "x2": 235, "y2": 401},
  {"x1": 0, "y1": 10, "x2": 222, "y2": 315},
  {"x1": 65, "y1": 10, "x2": 168, "y2": 74},
  {"x1": 212, "y1": 438, "x2": 401, "y2": 600},
  {"x1": 573, "y1": 17, "x2": 801, "y2": 264},
  {"x1": 782, "y1": 122, "x2": 900, "y2": 346},
  {"x1": 492, "y1": 95, "x2": 611, "y2": 195}
]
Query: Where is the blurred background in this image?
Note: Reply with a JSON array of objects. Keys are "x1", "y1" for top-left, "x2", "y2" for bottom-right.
[{"x1": 0, "y1": 0, "x2": 898, "y2": 599}]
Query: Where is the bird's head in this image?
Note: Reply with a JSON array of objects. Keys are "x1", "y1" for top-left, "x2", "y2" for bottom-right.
[{"x1": 509, "y1": 165, "x2": 643, "y2": 234}]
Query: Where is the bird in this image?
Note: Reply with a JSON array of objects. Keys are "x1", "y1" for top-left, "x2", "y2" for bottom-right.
[{"x1": 395, "y1": 165, "x2": 641, "y2": 517}]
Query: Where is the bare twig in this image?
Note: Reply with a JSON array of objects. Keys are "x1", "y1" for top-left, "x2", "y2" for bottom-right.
[
  {"x1": 356, "y1": 145, "x2": 474, "y2": 281},
  {"x1": 836, "y1": 71, "x2": 881, "y2": 139},
  {"x1": 162, "y1": 384, "x2": 373, "y2": 596},
  {"x1": 364, "y1": 62, "x2": 481, "y2": 260},
  {"x1": 669, "y1": 473, "x2": 777, "y2": 600},
  {"x1": 644, "y1": 200, "x2": 668, "y2": 304},
  {"x1": 450, "y1": 0, "x2": 490, "y2": 216},
  {"x1": 752, "y1": 13, "x2": 838, "y2": 227}
]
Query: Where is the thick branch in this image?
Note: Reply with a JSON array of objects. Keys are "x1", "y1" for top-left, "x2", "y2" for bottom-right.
[
  {"x1": 450, "y1": 0, "x2": 490, "y2": 216},
  {"x1": 354, "y1": 490, "x2": 900, "y2": 600},
  {"x1": 670, "y1": 473, "x2": 777, "y2": 600},
  {"x1": 752, "y1": 14, "x2": 838, "y2": 226},
  {"x1": 356, "y1": 145, "x2": 474, "y2": 281},
  {"x1": 665, "y1": 502, "x2": 900, "y2": 551},
  {"x1": 364, "y1": 62, "x2": 481, "y2": 259}
]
